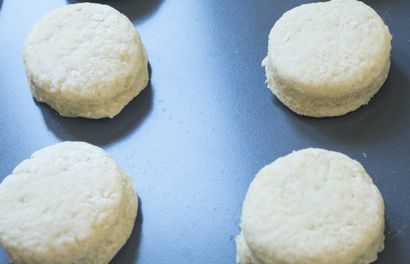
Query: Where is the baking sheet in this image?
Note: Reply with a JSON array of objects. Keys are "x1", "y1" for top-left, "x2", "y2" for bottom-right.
[{"x1": 0, "y1": 0, "x2": 409, "y2": 263}]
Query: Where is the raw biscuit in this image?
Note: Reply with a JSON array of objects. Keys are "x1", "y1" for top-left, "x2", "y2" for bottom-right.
[
  {"x1": 237, "y1": 148, "x2": 385, "y2": 264},
  {"x1": 262, "y1": 0, "x2": 392, "y2": 117},
  {"x1": 23, "y1": 3, "x2": 149, "y2": 118},
  {"x1": 0, "y1": 142, "x2": 138, "y2": 264}
]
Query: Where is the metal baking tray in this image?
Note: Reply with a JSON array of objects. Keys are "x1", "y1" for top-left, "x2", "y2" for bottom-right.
[{"x1": 1, "y1": 0, "x2": 409, "y2": 263}]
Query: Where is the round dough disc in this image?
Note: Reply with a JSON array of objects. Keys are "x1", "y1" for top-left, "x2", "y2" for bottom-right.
[
  {"x1": 0, "y1": 142, "x2": 138, "y2": 264},
  {"x1": 263, "y1": 0, "x2": 392, "y2": 117},
  {"x1": 237, "y1": 148, "x2": 385, "y2": 264},
  {"x1": 23, "y1": 3, "x2": 149, "y2": 119}
]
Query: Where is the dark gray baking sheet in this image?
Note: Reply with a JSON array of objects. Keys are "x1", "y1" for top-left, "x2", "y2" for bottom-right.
[{"x1": 0, "y1": 0, "x2": 409, "y2": 263}]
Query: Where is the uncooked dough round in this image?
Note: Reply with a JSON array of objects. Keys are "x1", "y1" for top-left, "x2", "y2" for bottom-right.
[
  {"x1": 237, "y1": 148, "x2": 385, "y2": 264},
  {"x1": 0, "y1": 142, "x2": 138, "y2": 264},
  {"x1": 262, "y1": 0, "x2": 392, "y2": 117},
  {"x1": 23, "y1": 3, "x2": 149, "y2": 119}
]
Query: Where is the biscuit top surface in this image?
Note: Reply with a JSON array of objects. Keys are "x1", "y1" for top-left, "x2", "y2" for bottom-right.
[
  {"x1": 24, "y1": 3, "x2": 145, "y2": 100},
  {"x1": 265, "y1": 0, "x2": 391, "y2": 96},
  {"x1": 0, "y1": 142, "x2": 129, "y2": 258},
  {"x1": 241, "y1": 148, "x2": 384, "y2": 264}
]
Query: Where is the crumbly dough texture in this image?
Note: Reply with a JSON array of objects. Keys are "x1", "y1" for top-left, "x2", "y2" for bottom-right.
[
  {"x1": 262, "y1": 0, "x2": 392, "y2": 117},
  {"x1": 24, "y1": 3, "x2": 149, "y2": 118},
  {"x1": 0, "y1": 142, "x2": 138, "y2": 264},
  {"x1": 237, "y1": 148, "x2": 385, "y2": 264}
]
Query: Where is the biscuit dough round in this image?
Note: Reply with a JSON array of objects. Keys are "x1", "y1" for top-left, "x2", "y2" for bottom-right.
[
  {"x1": 237, "y1": 148, "x2": 385, "y2": 264},
  {"x1": 262, "y1": 0, "x2": 392, "y2": 117},
  {"x1": 0, "y1": 142, "x2": 138, "y2": 264},
  {"x1": 24, "y1": 3, "x2": 149, "y2": 118}
]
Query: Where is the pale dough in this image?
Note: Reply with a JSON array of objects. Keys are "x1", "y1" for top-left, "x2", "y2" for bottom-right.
[
  {"x1": 23, "y1": 3, "x2": 149, "y2": 118},
  {"x1": 0, "y1": 142, "x2": 138, "y2": 264},
  {"x1": 262, "y1": 0, "x2": 392, "y2": 117},
  {"x1": 237, "y1": 148, "x2": 385, "y2": 264}
]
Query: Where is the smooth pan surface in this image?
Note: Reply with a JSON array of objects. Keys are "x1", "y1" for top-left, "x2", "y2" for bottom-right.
[{"x1": 0, "y1": 0, "x2": 409, "y2": 263}]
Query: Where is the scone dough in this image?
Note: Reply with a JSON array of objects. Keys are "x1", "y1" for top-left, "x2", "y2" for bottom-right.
[
  {"x1": 0, "y1": 142, "x2": 138, "y2": 264},
  {"x1": 24, "y1": 3, "x2": 149, "y2": 118},
  {"x1": 237, "y1": 148, "x2": 385, "y2": 264},
  {"x1": 263, "y1": 0, "x2": 392, "y2": 117}
]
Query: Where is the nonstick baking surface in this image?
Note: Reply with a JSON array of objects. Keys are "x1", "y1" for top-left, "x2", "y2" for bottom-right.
[{"x1": 0, "y1": 0, "x2": 409, "y2": 263}]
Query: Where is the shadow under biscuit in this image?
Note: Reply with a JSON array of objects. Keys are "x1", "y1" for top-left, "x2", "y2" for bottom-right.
[
  {"x1": 111, "y1": 197, "x2": 143, "y2": 264},
  {"x1": 38, "y1": 68, "x2": 154, "y2": 147},
  {"x1": 65, "y1": 0, "x2": 164, "y2": 23},
  {"x1": 376, "y1": 219, "x2": 402, "y2": 264},
  {"x1": 279, "y1": 62, "x2": 409, "y2": 146},
  {"x1": 0, "y1": 246, "x2": 8, "y2": 263}
]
